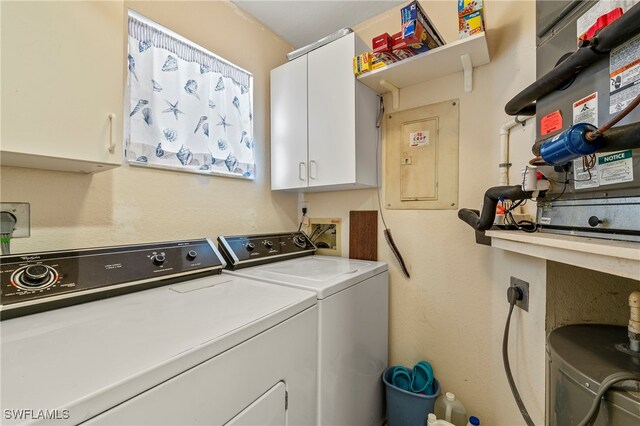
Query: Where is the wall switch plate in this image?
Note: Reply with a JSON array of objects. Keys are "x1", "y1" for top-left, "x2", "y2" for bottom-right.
[
  {"x1": 0, "y1": 202, "x2": 31, "y2": 238},
  {"x1": 510, "y1": 276, "x2": 529, "y2": 311}
]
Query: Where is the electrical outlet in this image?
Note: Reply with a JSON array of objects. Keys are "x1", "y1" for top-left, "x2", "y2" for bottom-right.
[
  {"x1": 510, "y1": 276, "x2": 529, "y2": 311},
  {"x1": 0, "y1": 203, "x2": 31, "y2": 238}
]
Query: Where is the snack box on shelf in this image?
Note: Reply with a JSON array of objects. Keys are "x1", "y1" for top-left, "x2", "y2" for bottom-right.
[
  {"x1": 353, "y1": 52, "x2": 373, "y2": 76},
  {"x1": 401, "y1": 0, "x2": 445, "y2": 46},
  {"x1": 459, "y1": 10, "x2": 484, "y2": 38}
]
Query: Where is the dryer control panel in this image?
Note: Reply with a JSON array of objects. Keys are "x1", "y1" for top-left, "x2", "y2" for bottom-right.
[
  {"x1": 0, "y1": 239, "x2": 225, "y2": 320},
  {"x1": 218, "y1": 232, "x2": 316, "y2": 269}
]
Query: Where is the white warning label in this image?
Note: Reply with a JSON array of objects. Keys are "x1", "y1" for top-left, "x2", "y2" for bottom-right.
[
  {"x1": 573, "y1": 150, "x2": 634, "y2": 189},
  {"x1": 610, "y1": 34, "x2": 640, "y2": 114},
  {"x1": 598, "y1": 150, "x2": 634, "y2": 186},
  {"x1": 409, "y1": 130, "x2": 429, "y2": 147},
  {"x1": 573, "y1": 157, "x2": 600, "y2": 190},
  {"x1": 573, "y1": 92, "x2": 598, "y2": 126}
]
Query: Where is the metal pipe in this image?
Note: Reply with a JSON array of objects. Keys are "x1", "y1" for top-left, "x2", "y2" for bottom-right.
[{"x1": 505, "y1": 2, "x2": 640, "y2": 116}]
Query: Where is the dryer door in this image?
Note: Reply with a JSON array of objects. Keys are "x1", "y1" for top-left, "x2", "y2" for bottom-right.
[{"x1": 226, "y1": 382, "x2": 286, "y2": 426}]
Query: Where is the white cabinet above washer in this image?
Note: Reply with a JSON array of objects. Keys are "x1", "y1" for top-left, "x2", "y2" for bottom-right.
[
  {"x1": 0, "y1": 1, "x2": 124, "y2": 173},
  {"x1": 270, "y1": 33, "x2": 379, "y2": 192}
]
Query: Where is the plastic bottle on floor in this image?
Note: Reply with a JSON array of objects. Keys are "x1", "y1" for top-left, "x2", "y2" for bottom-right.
[
  {"x1": 427, "y1": 413, "x2": 455, "y2": 426},
  {"x1": 466, "y1": 415, "x2": 480, "y2": 426},
  {"x1": 434, "y1": 392, "x2": 467, "y2": 426}
]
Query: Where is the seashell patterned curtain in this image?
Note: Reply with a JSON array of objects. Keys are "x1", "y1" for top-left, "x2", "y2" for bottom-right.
[{"x1": 125, "y1": 10, "x2": 255, "y2": 179}]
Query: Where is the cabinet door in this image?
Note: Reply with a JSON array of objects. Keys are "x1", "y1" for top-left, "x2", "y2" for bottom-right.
[
  {"x1": 307, "y1": 33, "x2": 356, "y2": 187},
  {"x1": 1, "y1": 1, "x2": 123, "y2": 172},
  {"x1": 271, "y1": 56, "x2": 308, "y2": 190}
]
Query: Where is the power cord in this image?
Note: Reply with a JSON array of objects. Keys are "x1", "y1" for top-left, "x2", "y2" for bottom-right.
[
  {"x1": 503, "y1": 286, "x2": 535, "y2": 426},
  {"x1": 0, "y1": 212, "x2": 17, "y2": 255},
  {"x1": 577, "y1": 372, "x2": 640, "y2": 426},
  {"x1": 297, "y1": 207, "x2": 307, "y2": 232}
]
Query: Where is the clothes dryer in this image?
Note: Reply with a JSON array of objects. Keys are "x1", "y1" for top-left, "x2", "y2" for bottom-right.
[
  {"x1": 218, "y1": 232, "x2": 389, "y2": 426},
  {"x1": 1, "y1": 239, "x2": 317, "y2": 425}
]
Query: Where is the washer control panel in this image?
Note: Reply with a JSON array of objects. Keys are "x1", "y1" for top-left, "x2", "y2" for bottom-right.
[
  {"x1": 0, "y1": 239, "x2": 225, "y2": 319},
  {"x1": 217, "y1": 232, "x2": 316, "y2": 269}
]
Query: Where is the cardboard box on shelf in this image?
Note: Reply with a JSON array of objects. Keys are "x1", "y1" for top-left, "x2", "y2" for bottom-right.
[
  {"x1": 402, "y1": 20, "x2": 439, "y2": 53},
  {"x1": 353, "y1": 52, "x2": 373, "y2": 76},
  {"x1": 458, "y1": 0, "x2": 485, "y2": 39},
  {"x1": 458, "y1": 0, "x2": 483, "y2": 17},
  {"x1": 372, "y1": 33, "x2": 393, "y2": 53},
  {"x1": 400, "y1": 1, "x2": 445, "y2": 46},
  {"x1": 391, "y1": 31, "x2": 415, "y2": 60},
  {"x1": 459, "y1": 10, "x2": 484, "y2": 38},
  {"x1": 372, "y1": 51, "x2": 399, "y2": 68}
]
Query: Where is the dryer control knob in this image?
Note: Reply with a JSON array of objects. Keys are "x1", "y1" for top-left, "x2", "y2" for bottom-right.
[
  {"x1": 246, "y1": 242, "x2": 256, "y2": 251},
  {"x1": 293, "y1": 236, "x2": 306, "y2": 248},
  {"x1": 263, "y1": 240, "x2": 274, "y2": 249},
  {"x1": 23, "y1": 265, "x2": 51, "y2": 286},
  {"x1": 153, "y1": 254, "x2": 166, "y2": 265},
  {"x1": 186, "y1": 250, "x2": 198, "y2": 261}
]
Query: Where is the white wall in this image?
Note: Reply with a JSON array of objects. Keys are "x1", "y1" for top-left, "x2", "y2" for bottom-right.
[
  {"x1": 304, "y1": 1, "x2": 547, "y2": 423},
  {"x1": 0, "y1": 1, "x2": 298, "y2": 252}
]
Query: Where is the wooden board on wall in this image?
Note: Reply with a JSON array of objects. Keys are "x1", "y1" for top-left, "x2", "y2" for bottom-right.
[{"x1": 349, "y1": 210, "x2": 378, "y2": 261}]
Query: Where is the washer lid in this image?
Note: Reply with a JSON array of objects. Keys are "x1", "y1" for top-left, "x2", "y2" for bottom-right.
[
  {"x1": 0, "y1": 275, "x2": 315, "y2": 424},
  {"x1": 225, "y1": 256, "x2": 388, "y2": 299}
]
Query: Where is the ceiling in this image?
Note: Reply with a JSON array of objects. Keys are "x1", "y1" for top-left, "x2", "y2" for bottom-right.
[{"x1": 231, "y1": 1, "x2": 406, "y2": 48}]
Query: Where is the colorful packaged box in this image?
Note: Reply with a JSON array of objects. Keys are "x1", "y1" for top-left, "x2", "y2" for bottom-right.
[
  {"x1": 400, "y1": 1, "x2": 445, "y2": 46},
  {"x1": 458, "y1": 0, "x2": 485, "y2": 39},
  {"x1": 353, "y1": 52, "x2": 373, "y2": 76},
  {"x1": 391, "y1": 31, "x2": 415, "y2": 60},
  {"x1": 458, "y1": 0, "x2": 483, "y2": 17},
  {"x1": 372, "y1": 33, "x2": 393, "y2": 53},
  {"x1": 372, "y1": 51, "x2": 398, "y2": 66},
  {"x1": 402, "y1": 20, "x2": 439, "y2": 53},
  {"x1": 459, "y1": 11, "x2": 484, "y2": 38}
]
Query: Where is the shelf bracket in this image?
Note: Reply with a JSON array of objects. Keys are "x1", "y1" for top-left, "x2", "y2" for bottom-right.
[
  {"x1": 461, "y1": 53, "x2": 473, "y2": 93},
  {"x1": 380, "y1": 79, "x2": 400, "y2": 110}
]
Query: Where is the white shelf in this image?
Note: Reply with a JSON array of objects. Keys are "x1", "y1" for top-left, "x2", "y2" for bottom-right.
[
  {"x1": 486, "y1": 230, "x2": 640, "y2": 280},
  {"x1": 357, "y1": 32, "x2": 490, "y2": 101}
]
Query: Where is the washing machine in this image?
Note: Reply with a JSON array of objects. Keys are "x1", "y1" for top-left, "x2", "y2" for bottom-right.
[
  {"x1": 0, "y1": 238, "x2": 318, "y2": 425},
  {"x1": 218, "y1": 231, "x2": 389, "y2": 426}
]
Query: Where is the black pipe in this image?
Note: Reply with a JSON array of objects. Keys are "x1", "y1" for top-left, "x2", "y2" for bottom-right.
[
  {"x1": 505, "y1": 2, "x2": 640, "y2": 116},
  {"x1": 458, "y1": 186, "x2": 535, "y2": 232},
  {"x1": 599, "y1": 122, "x2": 640, "y2": 152}
]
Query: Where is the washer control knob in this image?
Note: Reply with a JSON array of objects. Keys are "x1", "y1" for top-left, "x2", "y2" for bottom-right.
[
  {"x1": 153, "y1": 253, "x2": 166, "y2": 265},
  {"x1": 186, "y1": 250, "x2": 198, "y2": 261},
  {"x1": 263, "y1": 240, "x2": 274, "y2": 249},
  {"x1": 588, "y1": 216, "x2": 604, "y2": 227},
  {"x1": 293, "y1": 236, "x2": 306, "y2": 248},
  {"x1": 23, "y1": 265, "x2": 51, "y2": 286},
  {"x1": 246, "y1": 242, "x2": 256, "y2": 252}
]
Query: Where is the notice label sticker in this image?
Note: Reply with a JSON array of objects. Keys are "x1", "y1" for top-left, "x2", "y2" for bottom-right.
[
  {"x1": 540, "y1": 110, "x2": 563, "y2": 136},
  {"x1": 409, "y1": 130, "x2": 429, "y2": 147},
  {"x1": 598, "y1": 150, "x2": 634, "y2": 186},
  {"x1": 573, "y1": 92, "x2": 598, "y2": 126},
  {"x1": 610, "y1": 34, "x2": 640, "y2": 114}
]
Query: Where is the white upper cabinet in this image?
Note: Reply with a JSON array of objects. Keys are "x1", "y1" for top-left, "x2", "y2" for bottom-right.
[
  {"x1": 1, "y1": 1, "x2": 124, "y2": 173},
  {"x1": 270, "y1": 33, "x2": 378, "y2": 192},
  {"x1": 271, "y1": 55, "x2": 308, "y2": 190}
]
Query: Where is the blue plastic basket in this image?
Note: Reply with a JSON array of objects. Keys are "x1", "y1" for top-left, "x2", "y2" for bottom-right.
[{"x1": 383, "y1": 368, "x2": 440, "y2": 426}]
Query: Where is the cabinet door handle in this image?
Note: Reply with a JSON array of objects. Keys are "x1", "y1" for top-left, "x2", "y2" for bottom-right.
[
  {"x1": 107, "y1": 113, "x2": 116, "y2": 153},
  {"x1": 298, "y1": 162, "x2": 307, "y2": 181},
  {"x1": 309, "y1": 160, "x2": 317, "y2": 180}
]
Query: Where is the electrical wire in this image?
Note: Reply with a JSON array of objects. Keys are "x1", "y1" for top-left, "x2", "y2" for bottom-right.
[
  {"x1": 503, "y1": 290, "x2": 536, "y2": 426},
  {"x1": 375, "y1": 96, "x2": 410, "y2": 279},
  {"x1": 577, "y1": 372, "x2": 640, "y2": 426}
]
